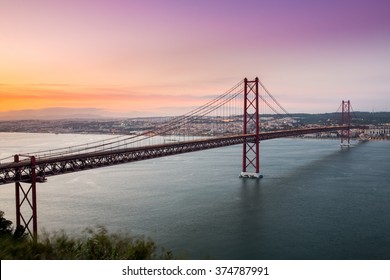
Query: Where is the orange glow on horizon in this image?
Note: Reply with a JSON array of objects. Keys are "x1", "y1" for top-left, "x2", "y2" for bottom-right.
[{"x1": 0, "y1": 84, "x2": 212, "y2": 115}]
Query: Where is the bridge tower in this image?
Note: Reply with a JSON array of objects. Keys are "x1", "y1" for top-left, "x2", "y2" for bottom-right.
[
  {"x1": 340, "y1": 100, "x2": 351, "y2": 146},
  {"x1": 14, "y1": 155, "x2": 38, "y2": 241},
  {"x1": 240, "y1": 78, "x2": 262, "y2": 178}
]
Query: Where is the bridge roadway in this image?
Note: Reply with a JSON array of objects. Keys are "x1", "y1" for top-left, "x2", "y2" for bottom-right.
[{"x1": 0, "y1": 125, "x2": 365, "y2": 185}]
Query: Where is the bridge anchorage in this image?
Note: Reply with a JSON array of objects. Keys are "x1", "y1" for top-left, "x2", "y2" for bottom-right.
[{"x1": 0, "y1": 77, "x2": 366, "y2": 240}]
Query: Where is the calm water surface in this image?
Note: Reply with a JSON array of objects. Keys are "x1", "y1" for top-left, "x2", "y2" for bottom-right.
[{"x1": 1, "y1": 133, "x2": 390, "y2": 259}]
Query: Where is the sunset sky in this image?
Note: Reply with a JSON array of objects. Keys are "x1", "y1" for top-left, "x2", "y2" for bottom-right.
[{"x1": 1, "y1": 0, "x2": 389, "y2": 118}]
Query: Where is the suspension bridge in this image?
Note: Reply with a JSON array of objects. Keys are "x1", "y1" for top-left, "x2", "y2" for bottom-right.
[{"x1": 0, "y1": 77, "x2": 367, "y2": 240}]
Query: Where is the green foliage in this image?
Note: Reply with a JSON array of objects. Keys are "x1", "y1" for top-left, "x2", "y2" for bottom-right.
[
  {"x1": 0, "y1": 211, "x2": 14, "y2": 236},
  {"x1": 0, "y1": 211, "x2": 173, "y2": 260},
  {"x1": 80, "y1": 226, "x2": 157, "y2": 260}
]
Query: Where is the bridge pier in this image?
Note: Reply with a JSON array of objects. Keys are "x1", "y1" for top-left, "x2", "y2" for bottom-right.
[
  {"x1": 14, "y1": 155, "x2": 38, "y2": 241},
  {"x1": 240, "y1": 78, "x2": 262, "y2": 179}
]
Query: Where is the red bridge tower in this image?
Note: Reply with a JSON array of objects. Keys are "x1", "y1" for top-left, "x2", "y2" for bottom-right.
[
  {"x1": 240, "y1": 78, "x2": 262, "y2": 178},
  {"x1": 340, "y1": 100, "x2": 351, "y2": 146}
]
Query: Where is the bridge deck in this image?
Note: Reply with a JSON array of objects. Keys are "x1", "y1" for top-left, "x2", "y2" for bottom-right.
[{"x1": 0, "y1": 125, "x2": 366, "y2": 185}]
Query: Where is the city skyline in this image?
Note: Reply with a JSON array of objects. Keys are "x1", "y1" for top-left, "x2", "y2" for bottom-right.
[{"x1": 1, "y1": 0, "x2": 390, "y2": 118}]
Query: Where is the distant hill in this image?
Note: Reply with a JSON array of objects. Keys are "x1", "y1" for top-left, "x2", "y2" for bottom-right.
[
  {"x1": 0, "y1": 108, "x2": 106, "y2": 120},
  {"x1": 0, "y1": 107, "x2": 162, "y2": 120},
  {"x1": 290, "y1": 112, "x2": 390, "y2": 126},
  {"x1": 1, "y1": 107, "x2": 389, "y2": 126}
]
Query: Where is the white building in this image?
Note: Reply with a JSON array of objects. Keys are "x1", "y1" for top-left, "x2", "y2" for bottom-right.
[{"x1": 364, "y1": 125, "x2": 390, "y2": 137}]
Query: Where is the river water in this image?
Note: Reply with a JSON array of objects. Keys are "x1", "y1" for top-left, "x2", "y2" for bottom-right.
[{"x1": 1, "y1": 133, "x2": 390, "y2": 259}]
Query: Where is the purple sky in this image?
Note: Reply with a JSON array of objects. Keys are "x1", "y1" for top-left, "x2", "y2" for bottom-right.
[{"x1": 1, "y1": 0, "x2": 389, "y2": 116}]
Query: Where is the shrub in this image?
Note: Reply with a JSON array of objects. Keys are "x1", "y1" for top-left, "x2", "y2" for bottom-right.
[{"x1": 0, "y1": 211, "x2": 172, "y2": 260}]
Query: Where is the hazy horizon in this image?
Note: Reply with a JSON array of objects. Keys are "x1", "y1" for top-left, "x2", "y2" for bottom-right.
[{"x1": 0, "y1": 106, "x2": 388, "y2": 121}]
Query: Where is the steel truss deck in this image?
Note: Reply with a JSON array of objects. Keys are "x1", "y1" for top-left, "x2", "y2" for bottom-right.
[{"x1": 0, "y1": 125, "x2": 365, "y2": 185}]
